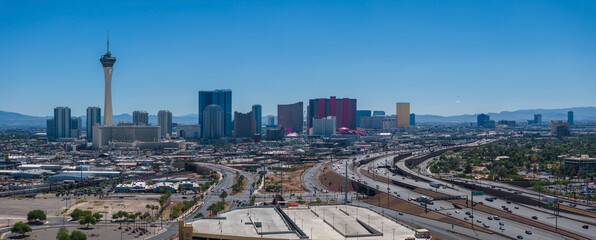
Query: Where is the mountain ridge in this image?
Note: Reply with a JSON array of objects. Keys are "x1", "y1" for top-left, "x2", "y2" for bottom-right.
[{"x1": 1, "y1": 107, "x2": 594, "y2": 127}]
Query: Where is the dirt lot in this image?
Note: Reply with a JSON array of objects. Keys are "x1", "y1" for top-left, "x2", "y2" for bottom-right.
[
  {"x1": 161, "y1": 201, "x2": 182, "y2": 220},
  {"x1": 67, "y1": 199, "x2": 159, "y2": 217},
  {"x1": 262, "y1": 163, "x2": 312, "y2": 194},
  {"x1": 5, "y1": 225, "x2": 159, "y2": 240}
]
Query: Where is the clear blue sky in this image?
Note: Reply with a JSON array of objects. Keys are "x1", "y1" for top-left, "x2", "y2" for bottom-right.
[{"x1": 1, "y1": 1, "x2": 595, "y2": 117}]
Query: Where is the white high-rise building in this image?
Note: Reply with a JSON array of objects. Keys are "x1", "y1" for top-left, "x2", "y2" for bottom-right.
[
  {"x1": 312, "y1": 116, "x2": 336, "y2": 136},
  {"x1": 158, "y1": 110, "x2": 173, "y2": 138},
  {"x1": 202, "y1": 105, "x2": 223, "y2": 139}
]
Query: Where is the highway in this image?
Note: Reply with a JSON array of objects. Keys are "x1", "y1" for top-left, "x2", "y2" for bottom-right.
[
  {"x1": 149, "y1": 162, "x2": 256, "y2": 240},
  {"x1": 397, "y1": 155, "x2": 596, "y2": 238},
  {"x1": 329, "y1": 154, "x2": 575, "y2": 240}
]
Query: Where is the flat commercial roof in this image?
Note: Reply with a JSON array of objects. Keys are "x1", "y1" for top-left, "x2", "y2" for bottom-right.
[{"x1": 188, "y1": 205, "x2": 422, "y2": 240}]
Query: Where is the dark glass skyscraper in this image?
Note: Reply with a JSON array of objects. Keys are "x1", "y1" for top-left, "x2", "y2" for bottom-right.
[
  {"x1": 477, "y1": 114, "x2": 490, "y2": 127},
  {"x1": 86, "y1": 107, "x2": 101, "y2": 140},
  {"x1": 199, "y1": 89, "x2": 232, "y2": 137},
  {"x1": 133, "y1": 111, "x2": 149, "y2": 126},
  {"x1": 356, "y1": 110, "x2": 371, "y2": 128},
  {"x1": 54, "y1": 107, "x2": 71, "y2": 139},
  {"x1": 373, "y1": 111, "x2": 385, "y2": 116},
  {"x1": 568, "y1": 111, "x2": 574, "y2": 125},
  {"x1": 252, "y1": 105, "x2": 262, "y2": 135}
]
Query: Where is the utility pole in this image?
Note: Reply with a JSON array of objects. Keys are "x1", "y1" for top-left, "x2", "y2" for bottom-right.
[
  {"x1": 471, "y1": 189, "x2": 474, "y2": 231},
  {"x1": 345, "y1": 159, "x2": 348, "y2": 204},
  {"x1": 385, "y1": 159, "x2": 389, "y2": 208},
  {"x1": 281, "y1": 160, "x2": 284, "y2": 197}
]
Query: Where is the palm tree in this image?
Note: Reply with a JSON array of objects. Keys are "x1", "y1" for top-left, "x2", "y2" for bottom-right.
[
  {"x1": 219, "y1": 191, "x2": 228, "y2": 202},
  {"x1": 142, "y1": 212, "x2": 151, "y2": 229},
  {"x1": 135, "y1": 212, "x2": 142, "y2": 229},
  {"x1": 152, "y1": 205, "x2": 159, "y2": 220},
  {"x1": 146, "y1": 205, "x2": 151, "y2": 218},
  {"x1": 127, "y1": 214, "x2": 134, "y2": 227}
]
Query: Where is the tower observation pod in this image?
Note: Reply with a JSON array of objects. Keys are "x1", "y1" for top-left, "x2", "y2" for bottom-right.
[{"x1": 99, "y1": 34, "x2": 116, "y2": 126}]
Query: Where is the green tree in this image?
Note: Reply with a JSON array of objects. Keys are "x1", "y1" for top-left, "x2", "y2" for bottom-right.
[
  {"x1": 56, "y1": 227, "x2": 70, "y2": 240},
  {"x1": 27, "y1": 209, "x2": 47, "y2": 223},
  {"x1": 79, "y1": 214, "x2": 97, "y2": 228},
  {"x1": 464, "y1": 164, "x2": 472, "y2": 174},
  {"x1": 70, "y1": 208, "x2": 84, "y2": 220},
  {"x1": 11, "y1": 221, "x2": 32, "y2": 237},
  {"x1": 92, "y1": 213, "x2": 103, "y2": 223},
  {"x1": 111, "y1": 212, "x2": 121, "y2": 226},
  {"x1": 219, "y1": 191, "x2": 228, "y2": 202},
  {"x1": 70, "y1": 230, "x2": 87, "y2": 240}
]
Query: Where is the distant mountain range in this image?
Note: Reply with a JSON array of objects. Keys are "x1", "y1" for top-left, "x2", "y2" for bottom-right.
[
  {"x1": 1, "y1": 107, "x2": 594, "y2": 127},
  {"x1": 415, "y1": 107, "x2": 596, "y2": 123}
]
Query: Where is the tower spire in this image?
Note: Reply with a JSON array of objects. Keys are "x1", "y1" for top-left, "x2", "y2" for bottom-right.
[{"x1": 107, "y1": 31, "x2": 110, "y2": 52}]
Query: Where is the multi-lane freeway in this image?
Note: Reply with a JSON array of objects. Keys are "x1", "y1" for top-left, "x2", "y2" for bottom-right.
[{"x1": 326, "y1": 152, "x2": 595, "y2": 240}]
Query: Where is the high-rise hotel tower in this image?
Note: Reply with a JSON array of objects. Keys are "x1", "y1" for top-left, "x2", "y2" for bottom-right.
[{"x1": 99, "y1": 34, "x2": 116, "y2": 126}]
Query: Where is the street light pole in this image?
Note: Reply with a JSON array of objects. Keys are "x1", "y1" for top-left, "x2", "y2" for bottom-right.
[{"x1": 345, "y1": 159, "x2": 348, "y2": 204}]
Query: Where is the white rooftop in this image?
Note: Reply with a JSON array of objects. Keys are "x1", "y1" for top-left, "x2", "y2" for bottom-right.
[{"x1": 188, "y1": 205, "x2": 424, "y2": 240}]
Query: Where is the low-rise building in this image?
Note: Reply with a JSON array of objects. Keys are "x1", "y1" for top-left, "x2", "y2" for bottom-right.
[{"x1": 565, "y1": 155, "x2": 596, "y2": 175}]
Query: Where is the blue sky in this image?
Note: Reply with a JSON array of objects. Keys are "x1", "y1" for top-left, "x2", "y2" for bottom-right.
[{"x1": 1, "y1": 0, "x2": 595, "y2": 117}]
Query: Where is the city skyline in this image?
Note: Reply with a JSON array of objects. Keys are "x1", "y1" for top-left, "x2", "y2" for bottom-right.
[{"x1": 1, "y1": 1, "x2": 596, "y2": 117}]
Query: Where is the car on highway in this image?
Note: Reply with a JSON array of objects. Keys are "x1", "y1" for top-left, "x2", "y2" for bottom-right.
[
  {"x1": 469, "y1": 215, "x2": 474, "y2": 218},
  {"x1": 464, "y1": 217, "x2": 469, "y2": 221},
  {"x1": 525, "y1": 230, "x2": 532, "y2": 235},
  {"x1": 582, "y1": 225, "x2": 589, "y2": 229},
  {"x1": 493, "y1": 216, "x2": 500, "y2": 220},
  {"x1": 516, "y1": 235, "x2": 523, "y2": 239},
  {"x1": 476, "y1": 219, "x2": 482, "y2": 223},
  {"x1": 487, "y1": 216, "x2": 492, "y2": 220},
  {"x1": 499, "y1": 226, "x2": 505, "y2": 230},
  {"x1": 398, "y1": 212, "x2": 404, "y2": 215},
  {"x1": 514, "y1": 206, "x2": 519, "y2": 209},
  {"x1": 465, "y1": 211, "x2": 471, "y2": 215},
  {"x1": 531, "y1": 216, "x2": 537, "y2": 220},
  {"x1": 499, "y1": 222, "x2": 504, "y2": 226}
]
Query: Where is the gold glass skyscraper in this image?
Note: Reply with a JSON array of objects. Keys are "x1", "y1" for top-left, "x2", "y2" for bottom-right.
[{"x1": 396, "y1": 102, "x2": 410, "y2": 128}]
